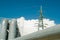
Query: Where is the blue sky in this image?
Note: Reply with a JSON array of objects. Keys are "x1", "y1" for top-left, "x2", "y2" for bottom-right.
[{"x1": 0, "y1": 0, "x2": 60, "y2": 24}]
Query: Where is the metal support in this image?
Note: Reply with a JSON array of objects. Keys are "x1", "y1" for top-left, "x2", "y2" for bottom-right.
[{"x1": 38, "y1": 6, "x2": 44, "y2": 30}]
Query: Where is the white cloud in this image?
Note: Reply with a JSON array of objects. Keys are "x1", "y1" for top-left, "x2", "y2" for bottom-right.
[
  {"x1": 0, "y1": 24, "x2": 1, "y2": 32},
  {"x1": 17, "y1": 17, "x2": 56, "y2": 36}
]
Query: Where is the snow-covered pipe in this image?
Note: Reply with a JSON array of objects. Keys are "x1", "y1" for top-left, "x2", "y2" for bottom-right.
[
  {"x1": 8, "y1": 19, "x2": 17, "y2": 40},
  {"x1": 0, "y1": 19, "x2": 8, "y2": 40}
]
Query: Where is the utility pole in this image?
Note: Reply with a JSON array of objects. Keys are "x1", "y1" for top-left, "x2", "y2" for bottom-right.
[{"x1": 38, "y1": 6, "x2": 44, "y2": 31}]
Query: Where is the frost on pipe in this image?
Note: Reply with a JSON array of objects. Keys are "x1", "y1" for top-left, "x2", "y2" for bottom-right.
[
  {"x1": 8, "y1": 19, "x2": 17, "y2": 40},
  {"x1": 0, "y1": 19, "x2": 8, "y2": 40}
]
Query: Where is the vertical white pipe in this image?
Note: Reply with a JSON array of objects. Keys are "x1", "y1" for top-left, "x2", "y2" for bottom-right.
[
  {"x1": 0, "y1": 19, "x2": 8, "y2": 40},
  {"x1": 8, "y1": 19, "x2": 17, "y2": 40}
]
